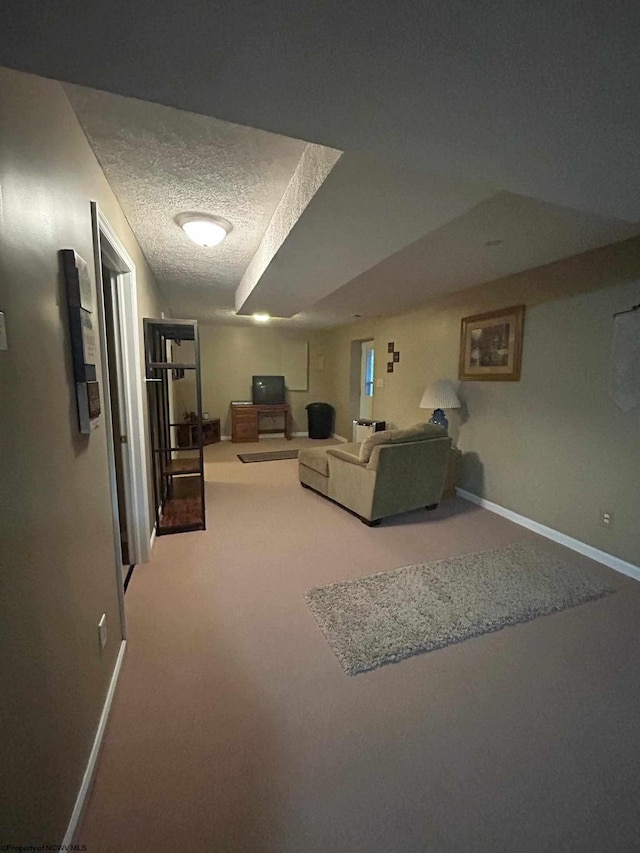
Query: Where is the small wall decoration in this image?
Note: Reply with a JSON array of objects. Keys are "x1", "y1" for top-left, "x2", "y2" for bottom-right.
[
  {"x1": 459, "y1": 305, "x2": 525, "y2": 381},
  {"x1": 387, "y1": 342, "x2": 400, "y2": 372},
  {"x1": 61, "y1": 249, "x2": 101, "y2": 433},
  {"x1": 609, "y1": 304, "x2": 640, "y2": 412}
]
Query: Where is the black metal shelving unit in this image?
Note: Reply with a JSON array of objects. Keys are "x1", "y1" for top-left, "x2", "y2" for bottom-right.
[{"x1": 143, "y1": 318, "x2": 205, "y2": 535}]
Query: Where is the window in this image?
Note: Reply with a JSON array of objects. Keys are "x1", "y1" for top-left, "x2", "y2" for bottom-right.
[{"x1": 364, "y1": 346, "x2": 375, "y2": 397}]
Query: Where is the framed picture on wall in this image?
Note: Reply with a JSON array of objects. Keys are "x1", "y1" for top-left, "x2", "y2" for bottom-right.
[{"x1": 459, "y1": 305, "x2": 525, "y2": 381}]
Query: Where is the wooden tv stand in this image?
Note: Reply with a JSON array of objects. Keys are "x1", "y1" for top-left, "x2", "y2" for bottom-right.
[{"x1": 231, "y1": 403, "x2": 292, "y2": 443}]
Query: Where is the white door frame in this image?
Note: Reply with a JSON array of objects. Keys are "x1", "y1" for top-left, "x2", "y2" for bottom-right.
[{"x1": 91, "y1": 203, "x2": 151, "y2": 574}]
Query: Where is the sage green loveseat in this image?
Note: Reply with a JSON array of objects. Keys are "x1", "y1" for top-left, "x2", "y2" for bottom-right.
[{"x1": 298, "y1": 423, "x2": 451, "y2": 526}]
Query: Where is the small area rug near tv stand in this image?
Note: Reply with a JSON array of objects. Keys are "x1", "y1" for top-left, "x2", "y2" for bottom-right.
[
  {"x1": 230, "y1": 403, "x2": 292, "y2": 442},
  {"x1": 237, "y1": 449, "x2": 299, "y2": 463}
]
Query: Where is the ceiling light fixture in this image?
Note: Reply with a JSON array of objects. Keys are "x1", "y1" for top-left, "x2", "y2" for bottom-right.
[
  {"x1": 253, "y1": 313, "x2": 270, "y2": 322},
  {"x1": 175, "y1": 212, "x2": 232, "y2": 247}
]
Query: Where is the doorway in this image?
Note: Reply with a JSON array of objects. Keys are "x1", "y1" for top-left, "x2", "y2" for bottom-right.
[
  {"x1": 91, "y1": 203, "x2": 151, "y2": 620},
  {"x1": 348, "y1": 338, "x2": 376, "y2": 428},
  {"x1": 359, "y1": 340, "x2": 375, "y2": 419}
]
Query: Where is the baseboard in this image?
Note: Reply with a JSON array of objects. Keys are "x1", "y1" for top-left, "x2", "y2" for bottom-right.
[
  {"x1": 456, "y1": 488, "x2": 640, "y2": 583},
  {"x1": 149, "y1": 507, "x2": 161, "y2": 553},
  {"x1": 332, "y1": 433, "x2": 349, "y2": 443},
  {"x1": 62, "y1": 640, "x2": 127, "y2": 845}
]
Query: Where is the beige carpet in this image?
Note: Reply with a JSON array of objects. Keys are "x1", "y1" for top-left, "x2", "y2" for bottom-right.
[{"x1": 78, "y1": 437, "x2": 640, "y2": 852}]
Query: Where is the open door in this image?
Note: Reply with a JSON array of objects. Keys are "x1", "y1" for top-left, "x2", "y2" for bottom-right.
[{"x1": 101, "y1": 263, "x2": 132, "y2": 583}]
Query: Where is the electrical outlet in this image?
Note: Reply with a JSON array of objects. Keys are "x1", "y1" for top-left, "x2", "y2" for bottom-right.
[
  {"x1": 98, "y1": 613, "x2": 107, "y2": 652},
  {"x1": 601, "y1": 511, "x2": 614, "y2": 528}
]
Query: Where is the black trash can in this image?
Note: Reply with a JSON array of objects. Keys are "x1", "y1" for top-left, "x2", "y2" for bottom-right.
[{"x1": 306, "y1": 402, "x2": 334, "y2": 439}]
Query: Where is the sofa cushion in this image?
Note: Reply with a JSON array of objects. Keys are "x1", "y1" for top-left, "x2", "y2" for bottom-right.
[
  {"x1": 298, "y1": 445, "x2": 332, "y2": 477},
  {"x1": 359, "y1": 422, "x2": 447, "y2": 462}
]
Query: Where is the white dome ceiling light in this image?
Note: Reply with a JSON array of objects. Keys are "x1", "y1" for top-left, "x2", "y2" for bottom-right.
[
  {"x1": 175, "y1": 212, "x2": 232, "y2": 247},
  {"x1": 252, "y1": 313, "x2": 270, "y2": 322}
]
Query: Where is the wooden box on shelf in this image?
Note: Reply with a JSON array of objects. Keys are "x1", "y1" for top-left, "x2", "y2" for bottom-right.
[{"x1": 177, "y1": 418, "x2": 221, "y2": 448}]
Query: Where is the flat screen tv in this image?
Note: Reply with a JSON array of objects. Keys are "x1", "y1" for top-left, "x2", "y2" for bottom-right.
[{"x1": 252, "y1": 375, "x2": 286, "y2": 405}]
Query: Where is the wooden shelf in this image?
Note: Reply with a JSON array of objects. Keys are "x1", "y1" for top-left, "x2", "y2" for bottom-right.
[
  {"x1": 144, "y1": 317, "x2": 206, "y2": 536},
  {"x1": 162, "y1": 458, "x2": 202, "y2": 476},
  {"x1": 148, "y1": 361, "x2": 197, "y2": 370},
  {"x1": 158, "y1": 495, "x2": 204, "y2": 532},
  {"x1": 153, "y1": 445, "x2": 200, "y2": 453}
]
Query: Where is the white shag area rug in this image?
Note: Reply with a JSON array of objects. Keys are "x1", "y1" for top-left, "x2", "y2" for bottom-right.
[{"x1": 305, "y1": 542, "x2": 615, "y2": 675}]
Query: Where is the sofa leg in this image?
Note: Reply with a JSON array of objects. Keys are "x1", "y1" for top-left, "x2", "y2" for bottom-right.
[
  {"x1": 425, "y1": 503, "x2": 438, "y2": 511},
  {"x1": 361, "y1": 517, "x2": 381, "y2": 527}
]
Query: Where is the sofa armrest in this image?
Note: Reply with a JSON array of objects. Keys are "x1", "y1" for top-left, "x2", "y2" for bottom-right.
[{"x1": 326, "y1": 445, "x2": 367, "y2": 467}]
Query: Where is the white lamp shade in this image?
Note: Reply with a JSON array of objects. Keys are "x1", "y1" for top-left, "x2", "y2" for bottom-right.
[
  {"x1": 419, "y1": 379, "x2": 461, "y2": 410},
  {"x1": 181, "y1": 219, "x2": 227, "y2": 247},
  {"x1": 175, "y1": 212, "x2": 231, "y2": 247}
]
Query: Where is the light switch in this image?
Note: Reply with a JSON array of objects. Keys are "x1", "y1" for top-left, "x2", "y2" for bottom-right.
[
  {"x1": 0, "y1": 312, "x2": 7, "y2": 351},
  {"x1": 376, "y1": 378, "x2": 384, "y2": 388}
]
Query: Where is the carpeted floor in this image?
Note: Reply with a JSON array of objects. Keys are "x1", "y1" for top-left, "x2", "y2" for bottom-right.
[
  {"x1": 306, "y1": 542, "x2": 615, "y2": 674},
  {"x1": 77, "y1": 437, "x2": 640, "y2": 852}
]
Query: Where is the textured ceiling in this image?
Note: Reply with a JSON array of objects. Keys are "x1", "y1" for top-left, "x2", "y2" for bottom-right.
[
  {"x1": 65, "y1": 82, "x2": 639, "y2": 328},
  {"x1": 65, "y1": 84, "x2": 311, "y2": 318}
]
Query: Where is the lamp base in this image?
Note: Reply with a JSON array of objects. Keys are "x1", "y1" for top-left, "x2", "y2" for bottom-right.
[{"x1": 428, "y1": 408, "x2": 449, "y2": 431}]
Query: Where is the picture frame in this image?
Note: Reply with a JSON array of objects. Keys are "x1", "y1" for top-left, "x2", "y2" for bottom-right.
[{"x1": 459, "y1": 305, "x2": 525, "y2": 381}]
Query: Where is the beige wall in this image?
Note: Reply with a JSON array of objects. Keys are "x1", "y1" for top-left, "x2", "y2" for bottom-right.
[
  {"x1": 174, "y1": 325, "x2": 331, "y2": 436},
  {"x1": 321, "y1": 238, "x2": 640, "y2": 566},
  {"x1": 0, "y1": 68, "x2": 166, "y2": 840}
]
